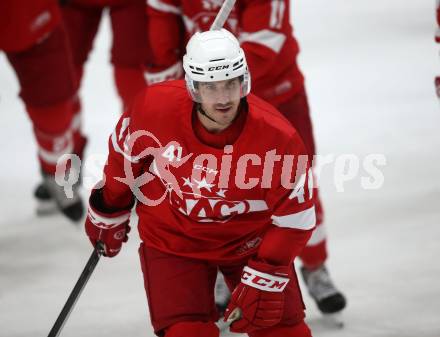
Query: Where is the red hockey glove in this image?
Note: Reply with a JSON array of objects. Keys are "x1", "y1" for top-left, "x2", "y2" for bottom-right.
[
  {"x1": 85, "y1": 189, "x2": 131, "y2": 257},
  {"x1": 224, "y1": 259, "x2": 290, "y2": 333}
]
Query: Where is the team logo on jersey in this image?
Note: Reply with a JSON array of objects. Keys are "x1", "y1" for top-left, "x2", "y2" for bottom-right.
[
  {"x1": 113, "y1": 120, "x2": 312, "y2": 221},
  {"x1": 151, "y1": 159, "x2": 269, "y2": 223}
]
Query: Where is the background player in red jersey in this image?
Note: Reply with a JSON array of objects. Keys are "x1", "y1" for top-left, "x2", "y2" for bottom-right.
[
  {"x1": 0, "y1": 0, "x2": 86, "y2": 221},
  {"x1": 34, "y1": 0, "x2": 151, "y2": 215},
  {"x1": 84, "y1": 29, "x2": 316, "y2": 337},
  {"x1": 145, "y1": 0, "x2": 346, "y2": 318}
]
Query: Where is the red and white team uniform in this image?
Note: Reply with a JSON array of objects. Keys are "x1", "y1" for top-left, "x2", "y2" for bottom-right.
[
  {"x1": 146, "y1": 0, "x2": 326, "y2": 268},
  {"x1": 61, "y1": 0, "x2": 150, "y2": 110},
  {"x1": 89, "y1": 80, "x2": 315, "y2": 334},
  {"x1": 103, "y1": 80, "x2": 315, "y2": 262},
  {"x1": 0, "y1": 0, "x2": 85, "y2": 177}
]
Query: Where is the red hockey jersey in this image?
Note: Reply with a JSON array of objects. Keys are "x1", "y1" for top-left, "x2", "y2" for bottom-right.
[
  {"x1": 100, "y1": 80, "x2": 315, "y2": 263},
  {"x1": 146, "y1": 0, "x2": 304, "y2": 107},
  {"x1": 0, "y1": 0, "x2": 61, "y2": 52}
]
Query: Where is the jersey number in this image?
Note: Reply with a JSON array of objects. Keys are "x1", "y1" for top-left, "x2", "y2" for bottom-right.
[
  {"x1": 162, "y1": 145, "x2": 183, "y2": 162},
  {"x1": 289, "y1": 168, "x2": 314, "y2": 203}
]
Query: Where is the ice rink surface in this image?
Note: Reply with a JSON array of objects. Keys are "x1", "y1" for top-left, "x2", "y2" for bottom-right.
[{"x1": 1, "y1": 1, "x2": 439, "y2": 336}]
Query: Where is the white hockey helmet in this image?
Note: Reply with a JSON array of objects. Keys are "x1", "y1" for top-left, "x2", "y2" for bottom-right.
[{"x1": 183, "y1": 29, "x2": 251, "y2": 103}]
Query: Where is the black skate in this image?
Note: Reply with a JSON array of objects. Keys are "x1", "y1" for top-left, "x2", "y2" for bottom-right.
[
  {"x1": 35, "y1": 135, "x2": 87, "y2": 222},
  {"x1": 34, "y1": 182, "x2": 58, "y2": 216},
  {"x1": 35, "y1": 174, "x2": 84, "y2": 222},
  {"x1": 301, "y1": 265, "x2": 346, "y2": 327}
]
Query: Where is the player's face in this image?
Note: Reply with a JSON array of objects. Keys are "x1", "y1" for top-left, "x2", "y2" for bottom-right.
[{"x1": 198, "y1": 78, "x2": 242, "y2": 127}]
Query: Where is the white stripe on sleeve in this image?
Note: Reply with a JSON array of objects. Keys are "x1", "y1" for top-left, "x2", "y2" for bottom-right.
[
  {"x1": 271, "y1": 206, "x2": 316, "y2": 230},
  {"x1": 306, "y1": 223, "x2": 326, "y2": 246}
]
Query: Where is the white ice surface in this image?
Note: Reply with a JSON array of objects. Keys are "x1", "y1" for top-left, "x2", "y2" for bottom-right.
[{"x1": 1, "y1": 1, "x2": 439, "y2": 336}]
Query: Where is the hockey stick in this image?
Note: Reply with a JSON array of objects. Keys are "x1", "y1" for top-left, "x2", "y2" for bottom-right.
[
  {"x1": 47, "y1": 242, "x2": 104, "y2": 337},
  {"x1": 210, "y1": 0, "x2": 237, "y2": 31}
]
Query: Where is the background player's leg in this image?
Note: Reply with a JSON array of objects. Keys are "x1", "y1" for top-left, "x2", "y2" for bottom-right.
[
  {"x1": 62, "y1": 0, "x2": 103, "y2": 84},
  {"x1": 109, "y1": 0, "x2": 148, "y2": 111},
  {"x1": 274, "y1": 89, "x2": 347, "y2": 316},
  {"x1": 31, "y1": 1, "x2": 104, "y2": 216},
  {"x1": 61, "y1": 0, "x2": 103, "y2": 126},
  {"x1": 7, "y1": 24, "x2": 85, "y2": 221}
]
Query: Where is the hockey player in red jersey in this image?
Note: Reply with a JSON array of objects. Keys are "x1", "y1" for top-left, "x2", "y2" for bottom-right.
[
  {"x1": 34, "y1": 0, "x2": 151, "y2": 215},
  {"x1": 145, "y1": 0, "x2": 346, "y2": 318},
  {"x1": 0, "y1": 0, "x2": 86, "y2": 221},
  {"x1": 85, "y1": 29, "x2": 315, "y2": 337}
]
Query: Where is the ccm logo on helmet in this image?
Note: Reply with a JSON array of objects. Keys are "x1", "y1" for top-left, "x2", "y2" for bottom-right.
[
  {"x1": 208, "y1": 65, "x2": 230, "y2": 71},
  {"x1": 241, "y1": 266, "x2": 289, "y2": 292}
]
